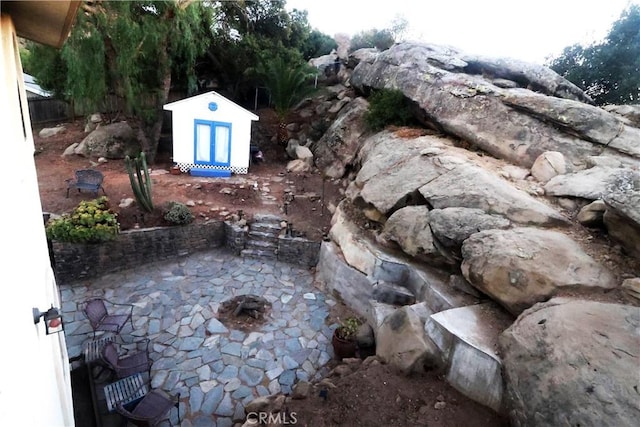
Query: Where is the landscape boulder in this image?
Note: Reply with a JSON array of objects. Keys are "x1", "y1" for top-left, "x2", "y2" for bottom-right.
[
  {"x1": 74, "y1": 121, "x2": 140, "y2": 159},
  {"x1": 461, "y1": 228, "x2": 616, "y2": 315},
  {"x1": 500, "y1": 298, "x2": 640, "y2": 427},
  {"x1": 39, "y1": 126, "x2": 65, "y2": 138}
]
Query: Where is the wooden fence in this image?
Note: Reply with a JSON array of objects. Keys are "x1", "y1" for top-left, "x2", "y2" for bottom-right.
[{"x1": 27, "y1": 98, "x2": 72, "y2": 124}]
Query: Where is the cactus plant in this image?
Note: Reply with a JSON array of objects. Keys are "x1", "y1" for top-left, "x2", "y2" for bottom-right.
[{"x1": 125, "y1": 152, "x2": 154, "y2": 212}]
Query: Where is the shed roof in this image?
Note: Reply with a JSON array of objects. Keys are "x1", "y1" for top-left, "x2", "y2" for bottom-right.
[
  {"x1": 164, "y1": 91, "x2": 259, "y2": 121},
  {"x1": 4, "y1": 1, "x2": 80, "y2": 48},
  {"x1": 23, "y1": 73, "x2": 52, "y2": 97}
]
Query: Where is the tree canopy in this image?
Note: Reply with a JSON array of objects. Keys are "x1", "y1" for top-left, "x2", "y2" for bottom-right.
[
  {"x1": 548, "y1": 5, "x2": 640, "y2": 105},
  {"x1": 25, "y1": 0, "x2": 213, "y2": 160},
  {"x1": 202, "y1": 0, "x2": 335, "y2": 103},
  {"x1": 349, "y1": 16, "x2": 407, "y2": 52},
  {"x1": 23, "y1": 0, "x2": 336, "y2": 158}
]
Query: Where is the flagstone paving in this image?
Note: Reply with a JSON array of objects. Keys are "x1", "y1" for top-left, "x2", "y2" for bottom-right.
[{"x1": 60, "y1": 248, "x2": 337, "y2": 426}]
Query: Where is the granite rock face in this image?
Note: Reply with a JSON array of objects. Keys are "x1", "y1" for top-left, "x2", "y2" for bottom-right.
[
  {"x1": 351, "y1": 42, "x2": 639, "y2": 168},
  {"x1": 500, "y1": 298, "x2": 640, "y2": 427}
]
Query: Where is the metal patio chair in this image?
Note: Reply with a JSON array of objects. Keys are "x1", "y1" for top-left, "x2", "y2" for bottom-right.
[
  {"x1": 116, "y1": 388, "x2": 181, "y2": 427},
  {"x1": 82, "y1": 298, "x2": 134, "y2": 339},
  {"x1": 101, "y1": 339, "x2": 152, "y2": 380},
  {"x1": 66, "y1": 169, "x2": 106, "y2": 198}
]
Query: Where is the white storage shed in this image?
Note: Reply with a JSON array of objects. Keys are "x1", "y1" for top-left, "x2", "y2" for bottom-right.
[{"x1": 164, "y1": 91, "x2": 259, "y2": 176}]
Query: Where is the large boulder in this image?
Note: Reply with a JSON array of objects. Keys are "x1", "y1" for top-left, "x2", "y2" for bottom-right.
[
  {"x1": 351, "y1": 42, "x2": 639, "y2": 168},
  {"x1": 376, "y1": 306, "x2": 441, "y2": 375},
  {"x1": 461, "y1": 228, "x2": 616, "y2": 315},
  {"x1": 418, "y1": 161, "x2": 568, "y2": 227},
  {"x1": 530, "y1": 151, "x2": 566, "y2": 183},
  {"x1": 603, "y1": 171, "x2": 640, "y2": 259},
  {"x1": 500, "y1": 298, "x2": 640, "y2": 427},
  {"x1": 74, "y1": 121, "x2": 140, "y2": 159},
  {"x1": 353, "y1": 131, "x2": 568, "y2": 227},
  {"x1": 309, "y1": 97, "x2": 369, "y2": 178},
  {"x1": 428, "y1": 207, "x2": 511, "y2": 250},
  {"x1": 382, "y1": 206, "x2": 452, "y2": 265},
  {"x1": 544, "y1": 167, "x2": 636, "y2": 200}
]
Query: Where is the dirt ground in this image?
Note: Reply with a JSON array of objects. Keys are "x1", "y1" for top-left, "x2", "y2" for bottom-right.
[
  {"x1": 34, "y1": 113, "x2": 342, "y2": 240},
  {"x1": 284, "y1": 358, "x2": 506, "y2": 427}
]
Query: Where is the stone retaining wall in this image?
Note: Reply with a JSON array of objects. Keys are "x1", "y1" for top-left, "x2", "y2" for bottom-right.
[
  {"x1": 224, "y1": 221, "x2": 248, "y2": 254},
  {"x1": 277, "y1": 236, "x2": 321, "y2": 267},
  {"x1": 51, "y1": 221, "x2": 321, "y2": 283},
  {"x1": 52, "y1": 222, "x2": 225, "y2": 283}
]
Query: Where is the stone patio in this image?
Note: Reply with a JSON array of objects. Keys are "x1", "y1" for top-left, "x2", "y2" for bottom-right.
[{"x1": 60, "y1": 248, "x2": 338, "y2": 427}]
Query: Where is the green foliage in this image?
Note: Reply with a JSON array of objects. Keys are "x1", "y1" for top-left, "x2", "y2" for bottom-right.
[
  {"x1": 364, "y1": 89, "x2": 414, "y2": 131},
  {"x1": 46, "y1": 197, "x2": 119, "y2": 243},
  {"x1": 350, "y1": 28, "x2": 395, "y2": 52},
  {"x1": 163, "y1": 202, "x2": 194, "y2": 225},
  {"x1": 22, "y1": 42, "x2": 68, "y2": 98},
  {"x1": 247, "y1": 56, "x2": 318, "y2": 120},
  {"x1": 336, "y1": 317, "x2": 361, "y2": 340},
  {"x1": 28, "y1": 1, "x2": 212, "y2": 158},
  {"x1": 301, "y1": 29, "x2": 338, "y2": 59},
  {"x1": 204, "y1": 1, "x2": 333, "y2": 102},
  {"x1": 548, "y1": 5, "x2": 640, "y2": 105},
  {"x1": 125, "y1": 152, "x2": 154, "y2": 213}
]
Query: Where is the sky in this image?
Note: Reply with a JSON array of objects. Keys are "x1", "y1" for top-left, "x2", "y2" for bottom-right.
[{"x1": 286, "y1": 0, "x2": 639, "y2": 64}]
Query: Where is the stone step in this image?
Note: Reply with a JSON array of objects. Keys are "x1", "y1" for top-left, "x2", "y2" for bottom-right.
[
  {"x1": 246, "y1": 239, "x2": 278, "y2": 250},
  {"x1": 251, "y1": 222, "x2": 283, "y2": 234},
  {"x1": 248, "y1": 230, "x2": 280, "y2": 242},
  {"x1": 252, "y1": 213, "x2": 283, "y2": 224},
  {"x1": 424, "y1": 303, "x2": 514, "y2": 413},
  {"x1": 241, "y1": 248, "x2": 277, "y2": 259}
]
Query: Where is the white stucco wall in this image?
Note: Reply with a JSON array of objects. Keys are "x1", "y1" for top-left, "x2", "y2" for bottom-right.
[
  {"x1": 0, "y1": 14, "x2": 74, "y2": 426},
  {"x1": 165, "y1": 92, "x2": 258, "y2": 174}
]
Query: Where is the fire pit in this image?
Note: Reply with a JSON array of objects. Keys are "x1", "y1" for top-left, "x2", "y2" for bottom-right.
[{"x1": 216, "y1": 295, "x2": 272, "y2": 332}]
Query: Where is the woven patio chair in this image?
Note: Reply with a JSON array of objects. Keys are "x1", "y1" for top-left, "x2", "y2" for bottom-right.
[
  {"x1": 101, "y1": 339, "x2": 152, "y2": 380},
  {"x1": 116, "y1": 388, "x2": 180, "y2": 427},
  {"x1": 82, "y1": 298, "x2": 134, "y2": 339}
]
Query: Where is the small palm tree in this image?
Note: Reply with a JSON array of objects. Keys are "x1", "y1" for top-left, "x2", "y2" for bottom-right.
[{"x1": 250, "y1": 56, "x2": 318, "y2": 144}]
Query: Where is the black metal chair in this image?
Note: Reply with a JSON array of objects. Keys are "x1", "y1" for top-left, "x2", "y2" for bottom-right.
[
  {"x1": 101, "y1": 339, "x2": 152, "y2": 380},
  {"x1": 116, "y1": 389, "x2": 180, "y2": 427},
  {"x1": 82, "y1": 298, "x2": 134, "y2": 339},
  {"x1": 66, "y1": 169, "x2": 106, "y2": 198}
]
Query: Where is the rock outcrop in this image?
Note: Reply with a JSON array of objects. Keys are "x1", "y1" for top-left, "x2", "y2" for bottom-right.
[
  {"x1": 352, "y1": 131, "x2": 568, "y2": 227},
  {"x1": 306, "y1": 41, "x2": 640, "y2": 418},
  {"x1": 308, "y1": 97, "x2": 369, "y2": 178},
  {"x1": 500, "y1": 298, "x2": 640, "y2": 426},
  {"x1": 351, "y1": 42, "x2": 640, "y2": 169}
]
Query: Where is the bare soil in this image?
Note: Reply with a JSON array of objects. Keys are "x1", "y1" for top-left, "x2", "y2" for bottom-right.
[
  {"x1": 34, "y1": 111, "x2": 342, "y2": 241},
  {"x1": 285, "y1": 360, "x2": 507, "y2": 427}
]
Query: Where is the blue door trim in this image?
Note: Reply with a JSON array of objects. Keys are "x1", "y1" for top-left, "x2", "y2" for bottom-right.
[{"x1": 193, "y1": 119, "x2": 232, "y2": 167}]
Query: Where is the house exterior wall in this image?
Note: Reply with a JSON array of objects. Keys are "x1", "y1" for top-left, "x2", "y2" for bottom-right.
[
  {"x1": 0, "y1": 14, "x2": 74, "y2": 426},
  {"x1": 166, "y1": 92, "x2": 257, "y2": 174}
]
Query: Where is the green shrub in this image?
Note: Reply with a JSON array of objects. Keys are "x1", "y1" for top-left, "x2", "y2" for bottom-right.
[
  {"x1": 46, "y1": 196, "x2": 119, "y2": 243},
  {"x1": 364, "y1": 88, "x2": 414, "y2": 131},
  {"x1": 163, "y1": 202, "x2": 194, "y2": 225}
]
